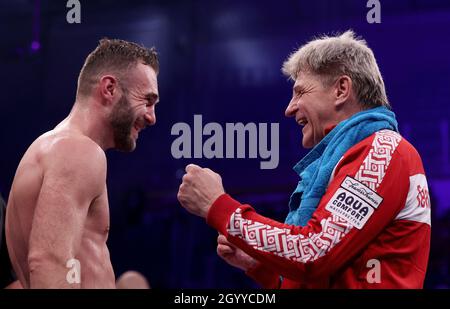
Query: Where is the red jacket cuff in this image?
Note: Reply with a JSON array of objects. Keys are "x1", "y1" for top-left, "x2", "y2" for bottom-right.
[
  {"x1": 206, "y1": 194, "x2": 242, "y2": 235},
  {"x1": 245, "y1": 262, "x2": 281, "y2": 289}
]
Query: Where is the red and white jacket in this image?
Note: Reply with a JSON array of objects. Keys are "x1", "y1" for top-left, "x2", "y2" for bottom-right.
[{"x1": 207, "y1": 130, "x2": 431, "y2": 288}]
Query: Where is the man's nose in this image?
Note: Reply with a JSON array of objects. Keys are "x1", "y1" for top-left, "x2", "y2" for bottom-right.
[
  {"x1": 144, "y1": 109, "x2": 156, "y2": 126},
  {"x1": 285, "y1": 98, "x2": 298, "y2": 117}
]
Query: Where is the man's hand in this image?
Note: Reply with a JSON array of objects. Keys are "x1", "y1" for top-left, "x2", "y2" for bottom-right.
[
  {"x1": 217, "y1": 234, "x2": 257, "y2": 272},
  {"x1": 177, "y1": 164, "x2": 225, "y2": 218},
  {"x1": 116, "y1": 271, "x2": 150, "y2": 289}
]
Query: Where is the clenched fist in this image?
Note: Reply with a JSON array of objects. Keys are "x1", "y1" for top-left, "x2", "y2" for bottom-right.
[{"x1": 177, "y1": 164, "x2": 225, "y2": 218}]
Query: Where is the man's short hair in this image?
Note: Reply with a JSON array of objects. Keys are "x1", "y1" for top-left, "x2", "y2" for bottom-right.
[
  {"x1": 282, "y1": 30, "x2": 390, "y2": 109},
  {"x1": 77, "y1": 38, "x2": 159, "y2": 99}
]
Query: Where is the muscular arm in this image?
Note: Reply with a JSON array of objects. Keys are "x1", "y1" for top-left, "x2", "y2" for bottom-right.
[{"x1": 28, "y1": 137, "x2": 106, "y2": 288}]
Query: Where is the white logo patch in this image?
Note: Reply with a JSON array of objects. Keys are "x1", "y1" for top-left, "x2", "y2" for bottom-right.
[{"x1": 325, "y1": 176, "x2": 383, "y2": 229}]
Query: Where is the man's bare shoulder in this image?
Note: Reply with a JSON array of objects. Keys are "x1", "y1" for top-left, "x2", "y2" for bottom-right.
[{"x1": 36, "y1": 130, "x2": 107, "y2": 178}]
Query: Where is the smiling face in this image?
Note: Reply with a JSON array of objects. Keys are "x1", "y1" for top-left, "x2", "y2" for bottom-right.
[
  {"x1": 284, "y1": 72, "x2": 337, "y2": 149},
  {"x1": 109, "y1": 63, "x2": 159, "y2": 152}
]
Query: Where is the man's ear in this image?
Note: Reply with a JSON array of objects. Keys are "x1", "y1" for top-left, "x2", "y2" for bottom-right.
[
  {"x1": 99, "y1": 75, "x2": 118, "y2": 104},
  {"x1": 334, "y1": 75, "x2": 352, "y2": 108}
]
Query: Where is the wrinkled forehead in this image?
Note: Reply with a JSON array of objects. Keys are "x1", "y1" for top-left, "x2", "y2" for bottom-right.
[{"x1": 293, "y1": 71, "x2": 324, "y2": 89}]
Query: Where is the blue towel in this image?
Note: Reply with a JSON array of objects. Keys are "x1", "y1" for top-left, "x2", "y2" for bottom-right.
[{"x1": 285, "y1": 106, "x2": 398, "y2": 227}]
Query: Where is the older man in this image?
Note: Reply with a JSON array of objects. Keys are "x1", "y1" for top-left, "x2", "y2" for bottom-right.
[
  {"x1": 6, "y1": 39, "x2": 159, "y2": 288},
  {"x1": 178, "y1": 31, "x2": 431, "y2": 288}
]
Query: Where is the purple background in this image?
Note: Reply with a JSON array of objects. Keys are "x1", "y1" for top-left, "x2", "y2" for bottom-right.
[{"x1": 0, "y1": 0, "x2": 449, "y2": 288}]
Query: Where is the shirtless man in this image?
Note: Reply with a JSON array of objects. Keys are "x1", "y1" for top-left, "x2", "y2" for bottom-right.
[{"x1": 5, "y1": 39, "x2": 159, "y2": 288}]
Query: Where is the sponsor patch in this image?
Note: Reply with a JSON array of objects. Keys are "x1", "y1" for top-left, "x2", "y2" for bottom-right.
[
  {"x1": 395, "y1": 174, "x2": 431, "y2": 225},
  {"x1": 325, "y1": 176, "x2": 383, "y2": 229}
]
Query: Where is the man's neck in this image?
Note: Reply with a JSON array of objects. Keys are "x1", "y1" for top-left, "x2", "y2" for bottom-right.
[
  {"x1": 322, "y1": 101, "x2": 364, "y2": 137},
  {"x1": 61, "y1": 101, "x2": 112, "y2": 151}
]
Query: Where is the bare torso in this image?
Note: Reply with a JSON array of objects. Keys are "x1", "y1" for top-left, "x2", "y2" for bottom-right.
[{"x1": 5, "y1": 128, "x2": 115, "y2": 288}]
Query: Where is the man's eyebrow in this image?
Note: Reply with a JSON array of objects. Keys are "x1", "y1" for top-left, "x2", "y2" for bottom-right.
[
  {"x1": 144, "y1": 92, "x2": 159, "y2": 103},
  {"x1": 294, "y1": 82, "x2": 315, "y2": 93},
  {"x1": 293, "y1": 84, "x2": 304, "y2": 92}
]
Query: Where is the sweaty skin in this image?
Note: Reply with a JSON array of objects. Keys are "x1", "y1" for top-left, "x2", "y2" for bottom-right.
[{"x1": 6, "y1": 124, "x2": 114, "y2": 288}]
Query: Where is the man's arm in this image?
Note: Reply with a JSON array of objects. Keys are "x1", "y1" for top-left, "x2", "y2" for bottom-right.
[
  {"x1": 5, "y1": 280, "x2": 23, "y2": 289},
  {"x1": 207, "y1": 132, "x2": 410, "y2": 282},
  {"x1": 28, "y1": 137, "x2": 106, "y2": 288},
  {"x1": 180, "y1": 131, "x2": 414, "y2": 283}
]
